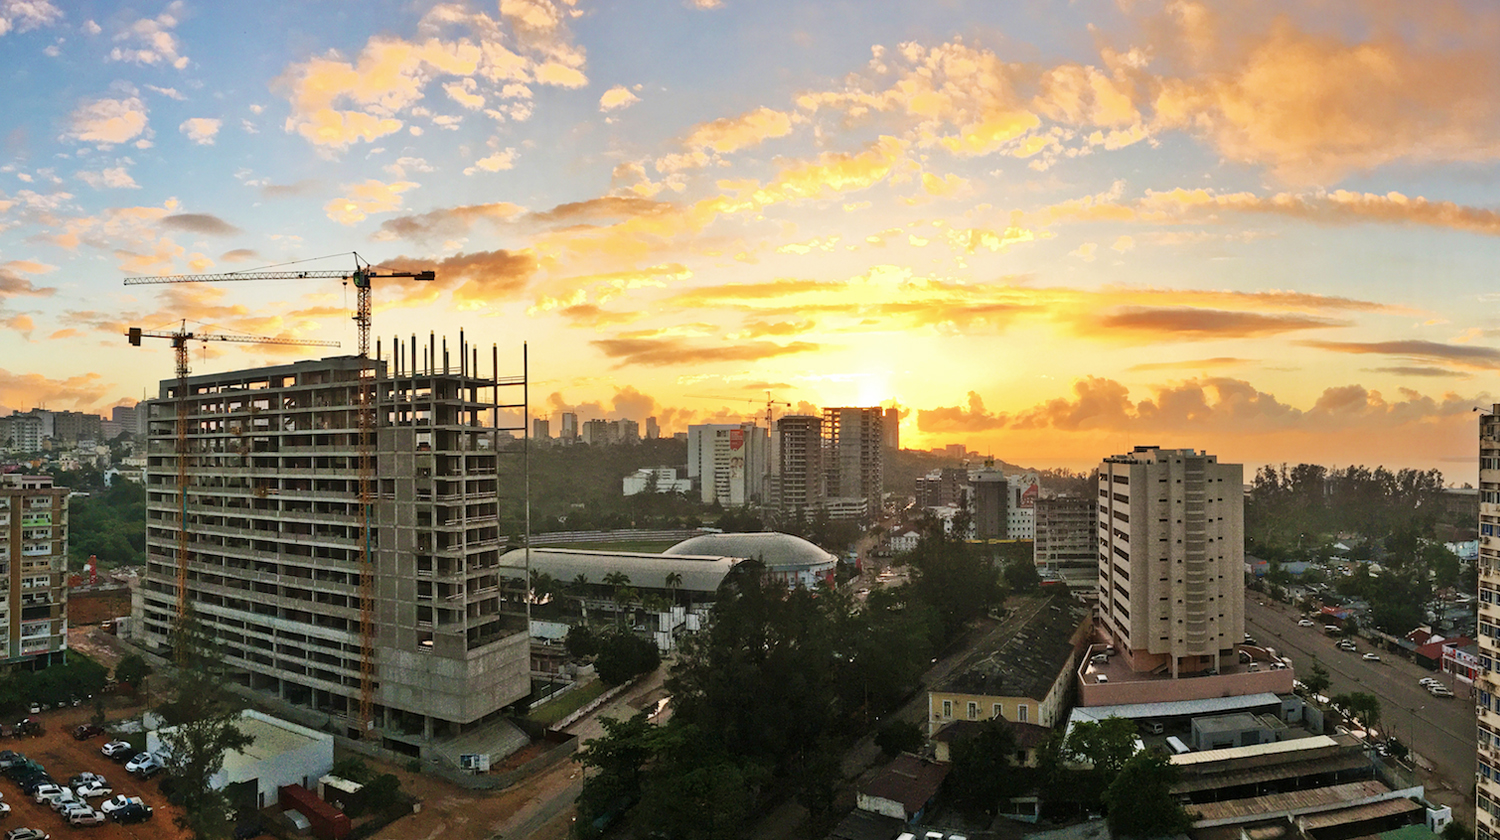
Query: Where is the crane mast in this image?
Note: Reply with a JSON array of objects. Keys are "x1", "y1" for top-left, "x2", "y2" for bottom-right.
[{"x1": 124, "y1": 256, "x2": 433, "y2": 736}]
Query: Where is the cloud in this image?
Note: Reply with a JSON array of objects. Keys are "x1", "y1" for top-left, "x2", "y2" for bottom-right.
[
  {"x1": 276, "y1": 1, "x2": 588, "y2": 150},
  {"x1": 1300, "y1": 339, "x2": 1500, "y2": 370},
  {"x1": 688, "y1": 106, "x2": 793, "y2": 154},
  {"x1": 599, "y1": 85, "x2": 639, "y2": 111},
  {"x1": 1128, "y1": 356, "x2": 1253, "y2": 372},
  {"x1": 108, "y1": 1, "x2": 188, "y2": 69},
  {"x1": 0, "y1": 261, "x2": 57, "y2": 298},
  {"x1": 179, "y1": 117, "x2": 221, "y2": 145},
  {"x1": 554, "y1": 303, "x2": 642, "y2": 328},
  {"x1": 589, "y1": 336, "x2": 820, "y2": 368},
  {"x1": 465, "y1": 147, "x2": 517, "y2": 174},
  {"x1": 374, "y1": 201, "x2": 526, "y2": 241},
  {"x1": 1, "y1": 0, "x2": 61, "y2": 35},
  {"x1": 527, "y1": 195, "x2": 672, "y2": 225},
  {"x1": 1094, "y1": 306, "x2": 1345, "y2": 340},
  {"x1": 1366, "y1": 366, "x2": 1468, "y2": 378},
  {"x1": 220, "y1": 248, "x2": 259, "y2": 263},
  {"x1": 689, "y1": 0, "x2": 722, "y2": 8},
  {"x1": 324, "y1": 179, "x2": 418, "y2": 225},
  {"x1": 67, "y1": 93, "x2": 149, "y2": 146},
  {"x1": 917, "y1": 391, "x2": 1008, "y2": 433},
  {"x1": 76, "y1": 167, "x2": 139, "y2": 189},
  {"x1": 1110, "y1": 234, "x2": 1135, "y2": 253},
  {"x1": 384, "y1": 248, "x2": 538, "y2": 305},
  {"x1": 260, "y1": 179, "x2": 319, "y2": 199},
  {"x1": 0, "y1": 369, "x2": 107, "y2": 413},
  {"x1": 161, "y1": 213, "x2": 241, "y2": 236}
]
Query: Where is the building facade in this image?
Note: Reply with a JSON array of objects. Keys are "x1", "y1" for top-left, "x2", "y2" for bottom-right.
[
  {"x1": 687, "y1": 422, "x2": 769, "y2": 506},
  {"x1": 823, "y1": 407, "x2": 884, "y2": 516},
  {"x1": 134, "y1": 352, "x2": 529, "y2": 743},
  {"x1": 0, "y1": 475, "x2": 69, "y2": 664},
  {"x1": 1034, "y1": 496, "x2": 1098, "y2": 594},
  {"x1": 777, "y1": 415, "x2": 823, "y2": 514},
  {"x1": 1097, "y1": 446, "x2": 1245, "y2": 678},
  {"x1": 1477, "y1": 406, "x2": 1500, "y2": 840}
]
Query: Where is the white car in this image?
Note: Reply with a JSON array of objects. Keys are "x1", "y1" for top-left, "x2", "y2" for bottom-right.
[
  {"x1": 1297, "y1": 619, "x2": 1315, "y2": 627},
  {"x1": 99, "y1": 741, "x2": 131, "y2": 760},
  {"x1": 99, "y1": 795, "x2": 142, "y2": 816},
  {"x1": 1362, "y1": 653, "x2": 1381, "y2": 662},
  {"x1": 30, "y1": 785, "x2": 64, "y2": 804},
  {"x1": 73, "y1": 782, "x2": 112, "y2": 799},
  {"x1": 1419, "y1": 677, "x2": 1441, "y2": 687},
  {"x1": 67, "y1": 809, "x2": 105, "y2": 827},
  {"x1": 124, "y1": 753, "x2": 158, "y2": 774},
  {"x1": 43, "y1": 790, "x2": 78, "y2": 812},
  {"x1": 1429, "y1": 684, "x2": 1455, "y2": 698}
]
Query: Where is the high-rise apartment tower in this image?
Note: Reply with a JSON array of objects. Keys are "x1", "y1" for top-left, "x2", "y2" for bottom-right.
[
  {"x1": 0, "y1": 475, "x2": 69, "y2": 664},
  {"x1": 1476, "y1": 407, "x2": 1500, "y2": 840},
  {"x1": 823, "y1": 407, "x2": 884, "y2": 516},
  {"x1": 1097, "y1": 446, "x2": 1244, "y2": 677}
]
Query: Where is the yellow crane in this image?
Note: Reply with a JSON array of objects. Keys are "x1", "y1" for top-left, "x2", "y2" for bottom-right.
[
  {"x1": 123, "y1": 255, "x2": 434, "y2": 736},
  {"x1": 125, "y1": 324, "x2": 340, "y2": 650}
]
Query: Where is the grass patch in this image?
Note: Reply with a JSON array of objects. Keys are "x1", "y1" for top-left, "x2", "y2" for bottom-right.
[
  {"x1": 527, "y1": 678, "x2": 609, "y2": 728},
  {"x1": 531, "y1": 539, "x2": 680, "y2": 553}
]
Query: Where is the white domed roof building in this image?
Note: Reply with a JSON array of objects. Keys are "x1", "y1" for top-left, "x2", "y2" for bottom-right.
[{"x1": 664, "y1": 531, "x2": 838, "y2": 589}]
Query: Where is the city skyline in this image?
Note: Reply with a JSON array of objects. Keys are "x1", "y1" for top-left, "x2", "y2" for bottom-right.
[{"x1": 3, "y1": 1, "x2": 1500, "y2": 480}]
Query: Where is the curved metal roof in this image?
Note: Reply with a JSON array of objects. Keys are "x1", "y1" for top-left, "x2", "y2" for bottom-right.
[
  {"x1": 663, "y1": 531, "x2": 838, "y2": 572},
  {"x1": 497, "y1": 547, "x2": 742, "y2": 594}
]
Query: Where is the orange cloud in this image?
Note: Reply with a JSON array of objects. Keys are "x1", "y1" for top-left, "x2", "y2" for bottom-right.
[
  {"x1": 1092, "y1": 307, "x2": 1346, "y2": 340},
  {"x1": 1299, "y1": 339, "x2": 1500, "y2": 370},
  {"x1": 917, "y1": 391, "x2": 1008, "y2": 433},
  {"x1": 325, "y1": 179, "x2": 419, "y2": 225},
  {"x1": 589, "y1": 336, "x2": 820, "y2": 368},
  {"x1": 385, "y1": 248, "x2": 538, "y2": 305},
  {"x1": 0, "y1": 369, "x2": 109, "y2": 414}
]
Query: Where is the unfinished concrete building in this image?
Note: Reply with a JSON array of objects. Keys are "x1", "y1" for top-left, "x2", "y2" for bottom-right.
[{"x1": 135, "y1": 337, "x2": 529, "y2": 749}]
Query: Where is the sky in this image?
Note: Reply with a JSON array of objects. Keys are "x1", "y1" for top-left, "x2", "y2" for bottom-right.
[{"x1": 3, "y1": 0, "x2": 1500, "y2": 482}]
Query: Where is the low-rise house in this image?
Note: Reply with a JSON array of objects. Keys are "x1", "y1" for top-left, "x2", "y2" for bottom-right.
[{"x1": 855, "y1": 754, "x2": 950, "y2": 824}]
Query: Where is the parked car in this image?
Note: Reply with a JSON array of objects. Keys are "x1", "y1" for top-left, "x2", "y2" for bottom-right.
[
  {"x1": 73, "y1": 782, "x2": 111, "y2": 800},
  {"x1": 67, "y1": 773, "x2": 105, "y2": 788},
  {"x1": 17, "y1": 776, "x2": 53, "y2": 796},
  {"x1": 1429, "y1": 684, "x2": 1455, "y2": 698},
  {"x1": 98, "y1": 795, "x2": 142, "y2": 817},
  {"x1": 0, "y1": 752, "x2": 20, "y2": 768},
  {"x1": 70, "y1": 725, "x2": 104, "y2": 741},
  {"x1": 1362, "y1": 653, "x2": 1381, "y2": 662},
  {"x1": 134, "y1": 762, "x2": 163, "y2": 780},
  {"x1": 45, "y1": 790, "x2": 80, "y2": 812},
  {"x1": 124, "y1": 753, "x2": 160, "y2": 776},
  {"x1": 29, "y1": 785, "x2": 64, "y2": 804},
  {"x1": 109, "y1": 803, "x2": 151, "y2": 824},
  {"x1": 1297, "y1": 619, "x2": 1315, "y2": 627},
  {"x1": 1419, "y1": 677, "x2": 1441, "y2": 688},
  {"x1": 99, "y1": 741, "x2": 131, "y2": 760},
  {"x1": 4, "y1": 828, "x2": 49, "y2": 840},
  {"x1": 66, "y1": 809, "x2": 105, "y2": 827}
]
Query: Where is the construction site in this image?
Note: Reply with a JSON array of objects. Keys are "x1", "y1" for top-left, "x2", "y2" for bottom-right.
[{"x1": 125, "y1": 261, "x2": 535, "y2": 761}]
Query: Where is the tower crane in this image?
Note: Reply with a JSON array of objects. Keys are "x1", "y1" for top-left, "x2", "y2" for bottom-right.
[
  {"x1": 125, "y1": 324, "x2": 340, "y2": 649},
  {"x1": 123, "y1": 255, "x2": 434, "y2": 737},
  {"x1": 685, "y1": 391, "x2": 793, "y2": 427}
]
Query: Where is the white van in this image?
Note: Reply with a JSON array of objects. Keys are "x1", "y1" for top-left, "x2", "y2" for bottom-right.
[
  {"x1": 1144, "y1": 721, "x2": 1165, "y2": 735},
  {"x1": 1165, "y1": 736, "x2": 1191, "y2": 754}
]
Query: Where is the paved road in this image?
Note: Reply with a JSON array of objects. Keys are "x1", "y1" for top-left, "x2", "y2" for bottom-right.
[{"x1": 1244, "y1": 598, "x2": 1475, "y2": 786}]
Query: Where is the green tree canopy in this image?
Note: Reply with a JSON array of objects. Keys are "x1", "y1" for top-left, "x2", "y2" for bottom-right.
[{"x1": 1103, "y1": 750, "x2": 1193, "y2": 837}]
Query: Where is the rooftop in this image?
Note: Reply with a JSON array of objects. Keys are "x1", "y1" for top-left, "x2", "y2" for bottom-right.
[
  {"x1": 933, "y1": 595, "x2": 1090, "y2": 700},
  {"x1": 1190, "y1": 780, "x2": 1393, "y2": 825},
  {"x1": 497, "y1": 547, "x2": 744, "y2": 594},
  {"x1": 663, "y1": 531, "x2": 838, "y2": 572},
  {"x1": 858, "y1": 754, "x2": 950, "y2": 817}
]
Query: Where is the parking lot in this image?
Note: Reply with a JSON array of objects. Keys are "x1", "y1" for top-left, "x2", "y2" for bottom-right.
[{"x1": 0, "y1": 705, "x2": 190, "y2": 840}]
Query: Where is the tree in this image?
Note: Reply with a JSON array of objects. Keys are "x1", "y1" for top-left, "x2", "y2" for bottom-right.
[
  {"x1": 1304, "y1": 661, "x2": 1331, "y2": 697},
  {"x1": 565, "y1": 624, "x2": 599, "y2": 659},
  {"x1": 1064, "y1": 716, "x2": 1138, "y2": 774},
  {"x1": 574, "y1": 712, "x2": 656, "y2": 839},
  {"x1": 155, "y1": 612, "x2": 254, "y2": 840},
  {"x1": 1102, "y1": 751, "x2": 1193, "y2": 837},
  {"x1": 571, "y1": 574, "x2": 592, "y2": 625},
  {"x1": 946, "y1": 721, "x2": 1023, "y2": 819},
  {"x1": 664, "y1": 571, "x2": 683, "y2": 609},
  {"x1": 1003, "y1": 558, "x2": 1041, "y2": 593},
  {"x1": 115, "y1": 654, "x2": 149, "y2": 690},
  {"x1": 595, "y1": 630, "x2": 660, "y2": 685},
  {"x1": 874, "y1": 719, "x2": 924, "y2": 757}
]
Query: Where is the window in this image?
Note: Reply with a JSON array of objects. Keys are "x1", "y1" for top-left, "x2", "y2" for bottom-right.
[
  {"x1": 942, "y1": 700, "x2": 952, "y2": 718},
  {"x1": 1017, "y1": 704, "x2": 1028, "y2": 723},
  {"x1": 993, "y1": 704, "x2": 1002, "y2": 719},
  {"x1": 967, "y1": 702, "x2": 978, "y2": 720}
]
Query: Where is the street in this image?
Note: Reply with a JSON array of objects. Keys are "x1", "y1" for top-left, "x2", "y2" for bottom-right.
[{"x1": 1243, "y1": 598, "x2": 1475, "y2": 788}]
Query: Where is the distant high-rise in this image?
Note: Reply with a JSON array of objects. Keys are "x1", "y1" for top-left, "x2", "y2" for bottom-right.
[
  {"x1": 823, "y1": 407, "x2": 884, "y2": 516},
  {"x1": 581, "y1": 418, "x2": 614, "y2": 445},
  {"x1": 532, "y1": 418, "x2": 550, "y2": 441},
  {"x1": 882, "y1": 407, "x2": 900, "y2": 451},
  {"x1": 969, "y1": 461, "x2": 1007, "y2": 539},
  {"x1": 1034, "y1": 496, "x2": 1098, "y2": 595},
  {"x1": 0, "y1": 474, "x2": 70, "y2": 664},
  {"x1": 1097, "y1": 446, "x2": 1244, "y2": 677},
  {"x1": 777, "y1": 415, "x2": 824, "y2": 514},
  {"x1": 645, "y1": 416, "x2": 660, "y2": 440},
  {"x1": 687, "y1": 423, "x2": 769, "y2": 506},
  {"x1": 560, "y1": 411, "x2": 578, "y2": 444},
  {"x1": 618, "y1": 418, "x2": 640, "y2": 444},
  {"x1": 1477, "y1": 406, "x2": 1500, "y2": 840}
]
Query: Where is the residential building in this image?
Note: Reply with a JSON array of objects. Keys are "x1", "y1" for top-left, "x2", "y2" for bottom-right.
[
  {"x1": 970, "y1": 462, "x2": 1007, "y2": 539},
  {"x1": 1481, "y1": 406, "x2": 1500, "y2": 840},
  {"x1": 1097, "y1": 446, "x2": 1245, "y2": 678},
  {"x1": 622, "y1": 467, "x2": 691, "y2": 496},
  {"x1": 926, "y1": 595, "x2": 1090, "y2": 735},
  {"x1": 1006, "y1": 472, "x2": 1039, "y2": 539},
  {"x1": 134, "y1": 350, "x2": 530, "y2": 744},
  {"x1": 687, "y1": 422, "x2": 769, "y2": 506},
  {"x1": 0, "y1": 411, "x2": 46, "y2": 452},
  {"x1": 559, "y1": 411, "x2": 578, "y2": 444},
  {"x1": 532, "y1": 418, "x2": 549, "y2": 441},
  {"x1": 944, "y1": 443, "x2": 967, "y2": 460},
  {"x1": 882, "y1": 407, "x2": 900, "y2": 451},
  {"x1": 645, "y1": 416, "x2": 659, "y2": 440},
  {"x1": 580, "y1": 418, "x2": 614, "y2": 445},
  {"x1": 777, "y1": 415, "x2": 823, "y2": 514},
  {"x1": 0, "y1": 474, "x2": 69, "y2": 663},
  {"x1": 823, "y1": 407, "x2": 883, "y2": 515},
  {"x1": 1034, "y1": 496, "x2": 1098, "y2": 597},
  {"x1": 914, "y1": 467, "x2": 967, "y2": 509},
  {"x1": 617, "y1": 418, "x2": 640, "y2": 444}
]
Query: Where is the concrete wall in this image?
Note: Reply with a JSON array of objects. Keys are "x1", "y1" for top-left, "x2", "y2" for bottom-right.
[{"x1": 1076, "y1": 667, "x2": 1294, "y2": 707}]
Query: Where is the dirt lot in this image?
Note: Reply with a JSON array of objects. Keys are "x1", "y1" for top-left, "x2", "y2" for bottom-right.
[{"x1": 0, "y1": 704, "x2": 192, "y2": 840}]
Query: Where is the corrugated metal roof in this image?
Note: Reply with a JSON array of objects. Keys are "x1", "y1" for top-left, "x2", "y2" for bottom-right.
[
  {"x1": 497, "y1": 547, "x2": 743, "y2": 593},
  {"x1": 1171, "y1": 753, "x2": 1370, "y2": 794},
  {"x1": 1191, "y1": 780, "x2": 1391, "y2": 823},
  {"x1": 1070, "y1": 693, "x2": 1284, "y2": 728},
  {"x1": 1295, "y1": 797, "x2": 1422, "y2": 831},
  {"x1": 1172, "y1": 735, "x2": 1340, "y2": 767}
]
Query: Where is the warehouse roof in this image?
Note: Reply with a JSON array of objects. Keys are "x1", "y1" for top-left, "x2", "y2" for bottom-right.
[
  {"x1": 497, "y1": 547, "x2": 744, "y2": 594},
  {"x1": 932, "y1": 595, "x2": 1089, "y2": 701}
]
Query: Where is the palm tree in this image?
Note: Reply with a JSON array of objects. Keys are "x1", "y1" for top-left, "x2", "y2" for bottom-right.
[
  {"x1": 664, "y1": 571, "x2": 683, "y2": 610},
  {"x1": 571, "y1": 573, "x2": 591, "y2": 625},
  {"x1": 614, "y1": 586, "x2": 640, "y2": 629},
  {"x1": 602, "y1": 572, "x2": 632, "y2": 627}
]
